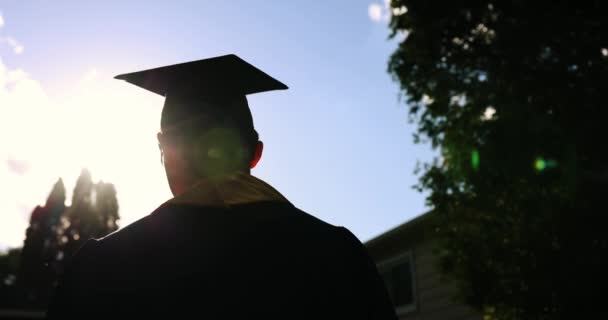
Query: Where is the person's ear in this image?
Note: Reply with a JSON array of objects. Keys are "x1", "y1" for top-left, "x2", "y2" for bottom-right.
[
  {"x1": 157, "y1": 132, "x2": 165, "y2": 165},
  {"x1": 249, "y1": 141, "x2": 264, "y2": 169},
  {"x1": 157, "y1": 132, "x2": 165, "y2": 145}
]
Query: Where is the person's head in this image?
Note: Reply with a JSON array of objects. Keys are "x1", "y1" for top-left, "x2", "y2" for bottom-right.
[
  {"x1": 156, "y1": 94, "x2": 264, "y2": 195},
  {"x1": 113, "y1": 54, "x2": 287, "y2": 195}
]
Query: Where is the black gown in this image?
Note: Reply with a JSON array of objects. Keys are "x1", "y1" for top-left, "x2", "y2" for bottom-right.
[{"x1": 46, "y1": 174, "x2": 397, "y2": 319}]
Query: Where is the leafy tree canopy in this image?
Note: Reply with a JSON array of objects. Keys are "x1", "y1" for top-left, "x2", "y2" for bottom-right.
[{"x1": 388, "y1": 0, "x2": 607, "y2": 318}]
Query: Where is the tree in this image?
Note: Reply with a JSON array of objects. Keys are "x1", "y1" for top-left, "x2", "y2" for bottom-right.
[
  {"x1": 0, "y1": 248, "x2": 22, "y2": 308},
  {"x1": 16, "y1": 170, "x2": 120, "y2": 308},
  {"x1": 59, "y1": 170, "x2": 120, "y2": 272},
  {"x1": 387, "y1": 0, "x2": 607, "y2": 318},
  {"x1": 18, "y1": 178, "x2": 66, "y2": 307}
]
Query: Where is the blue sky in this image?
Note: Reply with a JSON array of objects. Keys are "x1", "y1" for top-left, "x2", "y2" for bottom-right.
[{"x1": 0, "y1": 0, "x2": 434, "y2": 249}]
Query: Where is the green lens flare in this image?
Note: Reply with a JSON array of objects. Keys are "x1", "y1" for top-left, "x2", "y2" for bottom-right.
[
  {"x1": 534, "y1": 158, "x2": 546, "y2": 171},
  {"x1": 471, "y1": 150, "x2": 480, "y2": 170}
]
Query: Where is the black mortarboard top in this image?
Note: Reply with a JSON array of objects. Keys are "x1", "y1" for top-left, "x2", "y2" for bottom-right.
[{"x1": 114, "y1": 54, "x2": 288, "y2": 134}]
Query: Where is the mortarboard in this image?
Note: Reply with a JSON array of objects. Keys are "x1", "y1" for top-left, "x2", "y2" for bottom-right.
[{"x1": 114, "y1": 54, "x2": 288, "y2": 135}]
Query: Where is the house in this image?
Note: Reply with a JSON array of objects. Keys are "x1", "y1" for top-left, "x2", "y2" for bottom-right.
[{"x1": 365, "y1": 213, "x2": 480, "y2": 320}]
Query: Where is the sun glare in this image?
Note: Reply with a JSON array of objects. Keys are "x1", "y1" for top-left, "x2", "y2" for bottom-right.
[{"x1": 1, "y1": 64, "x2": 172, "y2": 248}]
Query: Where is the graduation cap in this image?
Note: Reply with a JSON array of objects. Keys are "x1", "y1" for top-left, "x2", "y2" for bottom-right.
[{"x1": 114, "y1": 54, "x2": 288, "y2": 136}]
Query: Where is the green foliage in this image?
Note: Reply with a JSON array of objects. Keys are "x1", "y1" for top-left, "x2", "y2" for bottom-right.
[{"x1": 388, "y1": 0, "x2": 607, "y2": 318}]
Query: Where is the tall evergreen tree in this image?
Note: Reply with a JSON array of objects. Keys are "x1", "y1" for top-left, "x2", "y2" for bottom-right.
[
  {"x1": 0, "y1": 248, "x2": 22, "y2": 307},
  {"x1": 16, "y1": 170, "x2": 120, "y2": 308},
  {"x1": 60, "y1": 170, "x2": 120, "y2": 269},
  {"x1": 17, "y1": 178, "x2": 65, "y2": 307}
]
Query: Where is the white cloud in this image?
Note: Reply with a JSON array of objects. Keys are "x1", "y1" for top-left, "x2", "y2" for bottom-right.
[
  {"x1": 82, "y1": 68, "x2": 98, "y2": 82},
  {"x1": 0, "y1": 59, "x2": 171, "y2": 249},
  {"x1": 0, "y1": 59, "x2": 53, "y2": 247},
  {"x1": 6, "y1": 36, "x2": 24, "y2": 54},
  {"x1": 368, "y1": 1, "x2": 407, "y2": 23},
  {"x1": 368, "y1": 3, "x2": 384, "y2": 22},
  {"x1": 6, "y1": 157, "x2": 30, "y2": 175},
  {"x1": 0, "y1": 13, "x2": 25, "y2": 54},
  {"x1": 0, "y1": 36, "x2": 25, "y2": 55}
]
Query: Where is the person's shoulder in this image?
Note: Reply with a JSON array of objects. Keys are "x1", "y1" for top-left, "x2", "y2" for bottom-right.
[
  {"x1": 95, "y1": 203, "x2": 225, "y2": 251},
  {"x1": 98, "y1": 210, "x2": 153, "y2": 242},
  {"x1": 94, "y1": 203, "x2": 176, "y2": 250},
  {"x1": 283, "y1": 204, "x2": 363, "y2": 245},
  {"x1": 291, "y1": 205, "x2": 337, "y2": 228}
]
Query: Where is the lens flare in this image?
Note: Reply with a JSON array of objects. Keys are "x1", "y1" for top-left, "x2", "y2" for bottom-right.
[
  {"x1": 534, "y1": 158, "x2": 546, "y2": 171},
  {"x1": 471, "y1": 150, "x2": 480, "y2": 170},
  {"x1": 534, "y1": 157, "x2": 558, "y2": 172}
]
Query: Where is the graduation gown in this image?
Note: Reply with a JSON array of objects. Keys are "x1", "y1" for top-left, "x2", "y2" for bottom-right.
[{"x1": 46, "y1": 173, "x2": 397, "y2": 319}]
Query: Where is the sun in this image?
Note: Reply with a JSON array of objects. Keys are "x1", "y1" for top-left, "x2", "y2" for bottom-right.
[
  {"x1": 53, "y1": 72, "x2": 173, "y2": 223},
  {"x1": 0, "y1": 67, "x2": 173, "y2": 248}
]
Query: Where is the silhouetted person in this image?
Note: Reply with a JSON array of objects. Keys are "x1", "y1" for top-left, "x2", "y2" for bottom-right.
[{"x1": 46, "y1": 55, "x2": 397, "y2": 319}]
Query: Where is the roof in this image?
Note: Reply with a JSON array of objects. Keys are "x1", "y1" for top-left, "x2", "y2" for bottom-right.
[{"x1": 364, "y1": 211, "x2": 433, "y2": 260}]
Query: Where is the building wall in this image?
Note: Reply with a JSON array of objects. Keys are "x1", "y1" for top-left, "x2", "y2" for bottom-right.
[
  {"x1": 404, "y1": 241, "x2": 479, "y2": 320},
  {"x1": 366, "y1": 215, "x2": 480, "y2": 320}
]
